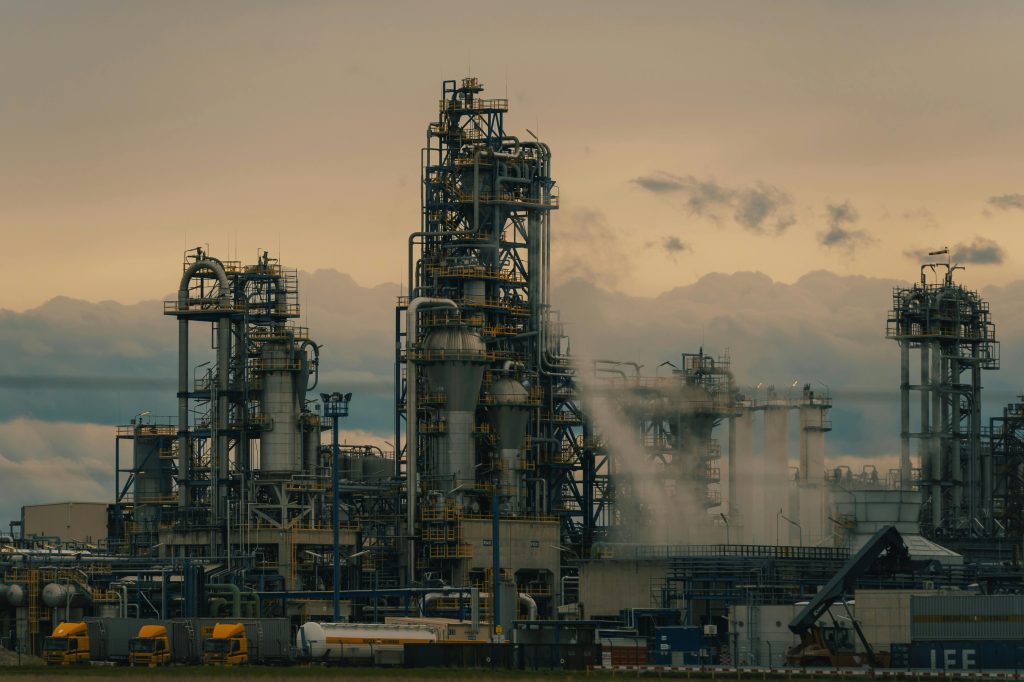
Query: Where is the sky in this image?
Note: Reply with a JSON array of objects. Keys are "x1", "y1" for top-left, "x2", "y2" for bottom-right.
[{"x1": 1, "y1": 1, "x2": 1024, "y2": 522}]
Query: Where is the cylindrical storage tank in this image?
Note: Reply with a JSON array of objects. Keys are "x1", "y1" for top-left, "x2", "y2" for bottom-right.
[
  {"x1": 259, "y1": 342, "x2": 303, "y2": 472},
  {"x1": 295, "y1": 621, "x2": 437, "y2": 662},
  {"x1": 7, "y1": 584, "x2": 27, "y2": 607},
  {"x1": 336, "y1": 454, "x2": 362, "y2": 482},
  {"x1": 421, "y1": 328, "x2": 487, "y2": 493},
  {"x1": 362, "y1": 456, "x2": 391, "y2": 485},
  {"x1": 132, "y1": 427, "x2": 174, "y2": 525},
  {"x1": 486, "y1": 378, "x2": 531, "y2": 512},
  {"x1": 42, "y1": 583, "x2": 87, "y2": 608}
]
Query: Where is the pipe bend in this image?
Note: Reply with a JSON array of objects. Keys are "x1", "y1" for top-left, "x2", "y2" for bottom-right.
[{"x1": 179, "y1": 259, "x2": 231, "y2": 304}]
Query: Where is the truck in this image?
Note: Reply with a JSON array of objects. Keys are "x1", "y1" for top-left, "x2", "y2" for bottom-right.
[
  {"x1": 203, "y1": 623, "x2": 249, "y2": 666},
  {"x1": 200, "y1": 619, "x2": 291, "y2": 665},
  {"x1": 43, "y1": 622, "x2": 90, "y2": 666},
  {"x1": 128, "y1": 622, "x2": 201, "y2": 666}
]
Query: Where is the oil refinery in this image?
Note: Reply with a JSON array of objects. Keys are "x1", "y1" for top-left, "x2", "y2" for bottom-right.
[{"x1": 3, "y1": 77, "x2": 1024, "y2": 673}]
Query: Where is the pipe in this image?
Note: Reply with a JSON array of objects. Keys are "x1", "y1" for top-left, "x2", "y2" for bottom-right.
[
  {"x1": 518, "y1": 592, "x2": 538, "y2": 622},
  {"x1": 405, "y1": 297, "x2": 458, "y2": 586},
  {"x1": 176, "y1": 256, "x2": 231, "y2": 512},
  {"x1": 206, "y1": 582, "x2": 241, "y2": 617},
  {"x1": 420, "y1": 590, "x2": 536, "y2": 623}
]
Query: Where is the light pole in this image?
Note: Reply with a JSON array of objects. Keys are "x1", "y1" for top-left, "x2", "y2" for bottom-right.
[{"x1": 321, "y1": 391, "x2": 352, "y2": 622}]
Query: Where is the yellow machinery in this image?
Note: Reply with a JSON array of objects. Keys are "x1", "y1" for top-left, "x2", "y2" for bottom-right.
[
  {"x1": 42, "y1": 622, "x2": 89, "y2": 666},
  {"x1": 203, "y1": 623, "x2": 249, "y2": 666}
]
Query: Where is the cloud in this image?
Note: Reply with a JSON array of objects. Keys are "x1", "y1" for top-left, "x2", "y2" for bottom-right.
[
  {"x1": 988, "y1": 194, "x2": 1024, "y2": 211},
  {"x1": 952, "y1": 237, "x2": 1005, "y2": 265},
  {"x1": 820, "y1": 200, "x2": 871, "y2": 250},
  {"x1": 12, "y1": 266, "x2": 1024, "y2": 528},
  {"x1": 632, "y1": 174, "x2": 686, "y2": 194},
  {"x1": 902, "y1": 207, "x2": 939, "y2": 229},
  {"x1": 662, "y1": 236, "x2": 689, "y2": 254},
  {"x1": 551, "y1": 207, "x2": 633, "y2": 288},
  {"x1": 631, "y1": 172, "x2": 795, "y2": 234}
]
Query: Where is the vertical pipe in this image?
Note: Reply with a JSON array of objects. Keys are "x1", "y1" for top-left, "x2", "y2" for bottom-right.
[
  {"x1": 900, "y1": 342, "x2": 912, "y2": 488},
  {"x1": 178, "y1": 316, "x2": 190, "y2": 508},
  {"x1": 216, "y1": 317, "x2": 231, "y2": 529},
  {"x1": 979, "y1": 365, "x2": 991, "y2": 525},
  {"x1": 491, "y1": 492, "x2": 501, "y2": 640},
  {"x1": 931, "y1": 341, "x2": 943, "y2": 529},
  {"x1": 332, "y1": 415, "x2": 340, "y2": 621},
  {"x1": 919, "y1": 343, "x2": 931, "y2": 522}
]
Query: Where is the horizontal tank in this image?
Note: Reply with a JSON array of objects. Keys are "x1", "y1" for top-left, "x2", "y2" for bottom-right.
[
  {"x1": 43, "y1": 582, "x2": 88, "y2": 608},
  {"x1": 7, "y1": 584, "x2": 26, "y2": 607},
  {"x1": 296, "y1": 621, "x2": 437, "y2": 662}
]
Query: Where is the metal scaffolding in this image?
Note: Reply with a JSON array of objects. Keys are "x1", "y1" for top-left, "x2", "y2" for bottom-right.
[{"x1": 887, "y1": 258, "x2": 999, "y2": 537}]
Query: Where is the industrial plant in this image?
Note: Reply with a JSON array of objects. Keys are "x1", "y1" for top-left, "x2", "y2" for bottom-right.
[{"x1": 2, "y1": 77, "x2": 1023, "y2": 672}]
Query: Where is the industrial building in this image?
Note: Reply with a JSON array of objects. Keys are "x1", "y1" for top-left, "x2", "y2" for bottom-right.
[{"x1": 1, "y1": 78, "x2": 1022, "y2": 669}]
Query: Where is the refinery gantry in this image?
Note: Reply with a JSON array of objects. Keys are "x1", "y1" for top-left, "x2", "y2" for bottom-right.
[{"x1": 2, "y1": 78, "x2": 1023, "y2": 665}]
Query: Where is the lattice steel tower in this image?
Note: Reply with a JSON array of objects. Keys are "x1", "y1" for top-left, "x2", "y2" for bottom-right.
[
  {"x1": 887, "y1": 258, "x2": 999, "y2": 536},
  {"x1": 397, "y1": 78, "x2": 604, "y2": 594}
]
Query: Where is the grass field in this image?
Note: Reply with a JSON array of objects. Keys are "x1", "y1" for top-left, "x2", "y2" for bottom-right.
[{"x1": 0, "y1": 668, "x2": 604, "y2": 682}]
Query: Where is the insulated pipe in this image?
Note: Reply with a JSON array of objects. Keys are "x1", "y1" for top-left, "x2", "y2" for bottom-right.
[
  {"x1": 406, "y1": 297, "x2": 458, "y2": 587},
  {"x1": 177, "y1": 258, "x2": 231, "y2": 510},
  {"x1": 931, "y1": 340, "x2": 943, "y2": 529},
  {"x1": 206, "y1": 582, "x2": 241, "y2": 617},
  {"x1": 419, "y1": 590, "x2": 537, "y2": 622}
]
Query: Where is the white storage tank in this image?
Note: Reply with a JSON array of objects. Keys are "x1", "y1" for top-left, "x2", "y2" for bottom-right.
[{"x1": 296, "y1": 621, "x2": 438, "y2": 664}]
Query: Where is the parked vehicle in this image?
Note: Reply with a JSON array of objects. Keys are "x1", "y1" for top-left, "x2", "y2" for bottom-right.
[
  {"x1": 203, "y1": 623, "x2": 249, "y2": 666},
  {"x1": 43, "y1": 622, "x2": 90, "y2": 666}
]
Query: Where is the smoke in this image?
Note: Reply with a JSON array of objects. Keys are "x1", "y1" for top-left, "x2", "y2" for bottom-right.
[
  {"x1": 572, "y1": 350, "x2": 722, "y2": 545},
  {"x1": 987, "y1": 193, "x2": 1024, "y2": 211},
  {"x1": 951, "y1": 237, "x2": 1005, "y2": 265},
  {"x1": 820, "y1": 200, "x2": 870, "y2": 250},
  {"x1": 630, "y1": 172, "x2": 796, "y2": 234}
]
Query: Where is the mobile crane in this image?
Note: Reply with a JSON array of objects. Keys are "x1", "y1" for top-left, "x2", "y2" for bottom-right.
[{"x1": 786, "y1": 525, "x2": 913, "y2": 668}]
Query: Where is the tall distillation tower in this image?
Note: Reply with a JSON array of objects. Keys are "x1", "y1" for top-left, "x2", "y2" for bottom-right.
[
  {"x1": 398, "y1": 78, "x2": 601, "y2": 602},
  {"x1": 887, "y1": 257, "x2": 999, "y2": 537}
]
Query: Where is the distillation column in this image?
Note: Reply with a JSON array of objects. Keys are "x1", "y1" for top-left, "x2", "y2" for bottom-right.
[
  {"x1": 763, "y1": 399, "x2": 790, "y2": 543},
  {"x1": 797, "y1": 387, "x2": 831, "y2": 546},
  {"x1": 729, "y1": 408, "x2": 755, "y2": 543}
]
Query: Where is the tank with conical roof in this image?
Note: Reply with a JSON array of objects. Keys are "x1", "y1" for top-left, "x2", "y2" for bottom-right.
[
  {"x1": 486, "y1": 377, "x2": 532, "y2": 512},
  {"x1": 420, "y1": 326, "x2": 488, "y2": 498}
]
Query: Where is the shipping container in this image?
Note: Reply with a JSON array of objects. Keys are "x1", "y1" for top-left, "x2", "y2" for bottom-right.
[
  {"x1": 601, "y1": 636, "x2": 648, "y2": 668},
  {"x1": 911, "y1": 595, "x2": 1024, "y2": 642},
  {"x1": 910, "y1": 641, "x2": 1024, "y2": 671},
  {"x1": 651, "y1": 626, "x2": 703, "y2": 666}
]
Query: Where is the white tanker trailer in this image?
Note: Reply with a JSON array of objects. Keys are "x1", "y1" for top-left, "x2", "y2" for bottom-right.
[{"x1": 296, "y1": 621, "x2": 438, "y2": 665}]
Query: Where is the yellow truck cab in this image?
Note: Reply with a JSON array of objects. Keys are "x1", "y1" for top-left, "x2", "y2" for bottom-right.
[
  {"x1": 43, "y1": 622, "x2": 90, "y2": 665},
  {"x1": 203, "y1": 622, "x2": 249, "y2": 666},
  {"x1": 129, "y1": 624, "x2": 171, "y2": 667}
]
